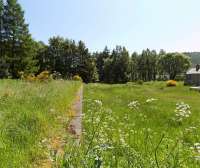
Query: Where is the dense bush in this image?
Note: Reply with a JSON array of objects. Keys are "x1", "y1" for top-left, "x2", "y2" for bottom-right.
[
  {"x1": 72, "y1": 75, "x2": 82, "y2": 81},
  {"x1": 36, "y1": 71, "x2": 51, "y2": 81},
  {"x1": 136, "y1": 80, "x2": 144, "y2": 85},
  {"x1": 166, "y1": 80, "x2": 177, "y2": 87},
  {"x1": 25, "y1": 71, "x2": 51, "y2": 82}
]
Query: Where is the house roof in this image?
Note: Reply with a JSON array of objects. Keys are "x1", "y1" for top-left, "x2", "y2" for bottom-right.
[{"x1": 186, "y1": 68, "x2": 200, "y2": 74}]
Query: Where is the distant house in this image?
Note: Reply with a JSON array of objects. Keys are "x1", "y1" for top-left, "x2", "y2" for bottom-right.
[{"x1": 185, "y1": 64, "x2": 200, "y2": 86}]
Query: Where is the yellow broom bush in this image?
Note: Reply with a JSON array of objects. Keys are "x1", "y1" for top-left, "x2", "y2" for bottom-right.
[
  {"x1": 72, "y1": 75, "x2": 82, "y2": 81},
  {"x1": 25, "y1": 71, "x2": 51, "y2": 82},
  {"x1": 166, "y1": 80, "x2": 177, "y2": 87},
  {"x1": 36, "y1": 71, "x2": 51, "y2": 81}
]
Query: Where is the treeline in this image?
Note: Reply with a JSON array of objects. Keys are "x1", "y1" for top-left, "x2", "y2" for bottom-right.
[
  {"x1": 184, "y1": 52, "x2": 200, "y2": 66},
  {"x1": 94, "y1": 47, "x2": 191, "y2": 83},
  {"x1": 0, "y1": 0, "x2": 192, "y2": 83}
]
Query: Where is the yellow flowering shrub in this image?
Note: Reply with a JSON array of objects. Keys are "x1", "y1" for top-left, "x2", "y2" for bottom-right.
[
  {"x1": 166, "y1": 80, "x2": 177, "y2": 87},
  {"x1": 36, "y1": 71, "x2": 51, "y2": 81},
  {"x1": 26, "y1": 74, "x2": 37, "y2": 82},
  {"x1": 25, "y1": 71, "x2": 51, "y2": 82},
  {"x1": 72, "y1": 75, "x2": 82, "y2": 81}
]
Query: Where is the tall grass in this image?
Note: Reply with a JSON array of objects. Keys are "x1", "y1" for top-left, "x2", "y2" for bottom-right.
[
  {"x1": 62, "y1": 82, "x2": 200, "y2": 167},
  {"x1": 0, "y1": 80, "x2": 80, "y2": 167}
]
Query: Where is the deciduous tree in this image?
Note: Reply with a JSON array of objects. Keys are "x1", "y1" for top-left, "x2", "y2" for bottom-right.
[{"x1": 158, "y1": 53, "x2": 191, "y2": 80}]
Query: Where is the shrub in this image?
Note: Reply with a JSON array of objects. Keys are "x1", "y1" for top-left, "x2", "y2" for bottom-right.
[
  {"x1": 25, "y1": 71, "x2": 51, "y2": 82},
  {"x1": 72, "y1": 75, "x2": 82, "y2": 81},
  {"x1": 166, "y1": 80, "x2": 177, "y2": 87},
  {"x1": 18, "y1": 71, "x2": 25, "y2": 79},
  {"x1": 51, "y1": 71, "x2": 62, "y2": 80},
  {"x1": 25, "y1": 74, "x2": 37, "y2": 82},
  {"x1": 136, "y1": 80, "x2": 143, "y2": 85},
  {"x1": 175, "y1": 75, "x2": 185, "y2": 81},
  {"x1": 36, "y1": 71, "x2": 51, "y2": 81}
]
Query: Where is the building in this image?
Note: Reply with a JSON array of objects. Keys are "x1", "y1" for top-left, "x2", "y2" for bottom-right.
[{"x1": 185, "y1": 64, "x2": 200, "y2": 86}]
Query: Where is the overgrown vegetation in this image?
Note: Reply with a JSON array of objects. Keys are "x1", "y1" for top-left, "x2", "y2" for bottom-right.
[
  {"x1": 61, "y1": 82, "x2": 200, "y2": 167},
  {"x1": 0, "y1": 80, "x2": 80, "y2": 167},
  {"x1": 0, "y1": 0, "x2": 199, "y2": 167}
]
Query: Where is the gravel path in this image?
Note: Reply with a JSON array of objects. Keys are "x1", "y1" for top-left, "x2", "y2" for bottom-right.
[
  {"x1": 39, "y1": 86, "x2": 83, "y2": 167},
  {"x1": 68, "y1": 86, "x2": 83, "y2": 144}
]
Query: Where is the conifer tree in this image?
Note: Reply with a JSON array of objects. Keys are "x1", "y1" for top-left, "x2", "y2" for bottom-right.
[
  {"x1": 0, "y1": 0, "x2": 7, "y2": 77},
  {"x1": 0, "y1": 0, "x2": 3, "y2": 57},
  {"x1": 3, "y1": 0, "x2": 37, "y2": 78},
  {"x1": 0, "y1": 0, "x2": 3, "y2": 49}
]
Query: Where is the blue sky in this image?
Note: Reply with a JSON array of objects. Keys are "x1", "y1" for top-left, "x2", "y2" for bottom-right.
[{"x1": 18, "y1": 0, "x2": 200, "y2": 53}]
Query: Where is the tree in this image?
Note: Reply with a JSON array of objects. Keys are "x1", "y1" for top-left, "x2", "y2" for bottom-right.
[
  {"x1": 130, "y1": 52, "x2": 138, "y2": 81},
  {"x1": 37, "y1": 37, "x2": 98, "y2": 83},
  {"x1": 35, "y1": 41, "x2": 48, "y2": 72},
  {"x1": 137, "y1": 49, "x2": 158, "y2": 81},
  {"x1": 96, "y1": 46, "x2": 110, "y2": 82},
  {"x1": 76, "y1": 40, "x2": 98, "y2": 83},
  {"x1": 103, "y1": 57, "x2": 113, "y2": 83},
  {"x1": 3, "y1": 0, "x2": 38, "y2": 78},
  {"x1": 159, "y1": 53, "x2": 191, "y2": 80},
  {"x1": 0, "y1": 0, "x2": 3, "y2": 55},
  {"x1": 157, "y1": 49, "x2": 166, "y2": 80},
  {"x1": 47, "y1": 36, "x2": 65, "y2": 73},
  {"x1": 114, "y1": 46, "x2": 130, "y2": 83},
  {"x1": 149, "y1": 50, "x2": 157, "y2": 81},
  {"x1": 102, "y1": 46, "x2": 130, "y2": 83},
  {"x1": 0, "y1": 0, "x2": 9, "y2": 78},
  {"x1": 159, "y1": 49, "x2": 166, "y2": 56}
]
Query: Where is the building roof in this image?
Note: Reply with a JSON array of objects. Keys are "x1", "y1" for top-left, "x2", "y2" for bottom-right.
[{"x1": 186, "y1": 68, "x2": 200, "y2": 74}]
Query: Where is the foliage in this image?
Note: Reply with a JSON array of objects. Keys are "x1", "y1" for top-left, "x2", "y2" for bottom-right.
[
  {"x1": 95, "y1": 46, "x2": 130, "y2": 83},
  {"x1": 36, "y1": 37, "x2": 98, "y2": 83},
  {"x1": 0, "y1": 0, "x2": 38, "y2": 78},
  {"x1": 36, "y1": 71, "x2": 51, "y2": 81},
  {"x1": 136, "y1": 80, "x2": 144, "y2": 85},
  {"x1": 166, "y1": 80, "x2": 177, "y2": 87},
  {"x1": 137, "y1": 49, "x2": 158, "y2": 81},
  {"x1": 23, "y1": 71, "x2": 51, "y2": 82},
  {"x1": 0, "y1": 1, "x2": 193, "y2": 83},
  {"x1": 51, "y1": 71, "x2": 62, "y2": 80},
  {"x1": 72, "y1": 75, "x2": 82, "y2": 81},
  {"x1": 159, "y1": 53, "x2": 191, "y2": 80},
  {"x1": 25, "y1": 74, "x2": 37, "y2": 82},
  {"x1": 0, "y1": 0, "x2": 193, "y2": 83},
  {"x1": 94, "y1": 48, "x2": 191, "y2": 83},
  {"x1": 184, "y1": 52, "x2": 200, "y2": 67}
]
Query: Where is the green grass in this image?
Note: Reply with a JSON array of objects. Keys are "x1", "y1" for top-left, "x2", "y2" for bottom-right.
[
  {"x1": 1, "y1": 80, "x2": 200, "y2": 167},
  {"x1": 0, "y1": 80, "x2": 80, "y2": 167},
  {"x1": 62, "y1": 82, "x2": 200, "y2": 167}
]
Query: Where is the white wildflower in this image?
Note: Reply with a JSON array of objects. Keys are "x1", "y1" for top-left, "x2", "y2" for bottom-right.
[
  {"x1": 191, "y1": 142, "x2": 200, "y2": 160},
  {"x1": 128, "y1": 100, "x2": 140, "y2": 109},
  {"x1": 94, "y1": 100, "x2": 102, "y2": 106},
  {"x1": 174, "y1": 102, "x2": 191, "y2": 122},
  {"x1": 49, "y1": 108, "x2": 55, "y2": 113},
  {"x1": 146, "y1": 98, "x2": 157, "y2": 103}
]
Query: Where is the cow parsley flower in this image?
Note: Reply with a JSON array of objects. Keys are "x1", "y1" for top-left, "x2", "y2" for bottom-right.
[
  {"x1": 128, "y1": 101, "x2": 140, "y2": 109},
  {"x1": 94, "y1": 100, "x2": 102, "y2": 106},
  {"x1": 175, "y1": 102, "x2": 191, "y2": 121},
  {"x1": 190, "y1": 142, "x2": 200, "y2": 160},
  {"x1": 146, "y1": 98, "x2": 157, "y2": 103}
]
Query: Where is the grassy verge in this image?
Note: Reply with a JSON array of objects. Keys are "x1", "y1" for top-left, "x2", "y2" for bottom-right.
[
  {"x1": 0, "y1": 80, "x2": 80, "y2": 167},
  {"x1": 62, "y1": 82, "x2": 200, "y2": 167}
]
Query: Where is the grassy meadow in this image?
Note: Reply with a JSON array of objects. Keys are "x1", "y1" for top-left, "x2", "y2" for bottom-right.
[
  {"x1": 0, "y1": 80, "x2": 200, "y2": 167},
  {"x1": 0, "y1": 80, "x2": 80, "y2": 167},
  {"x1": 63, "y1": 82, "x2": 200, "y2": 167}
]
